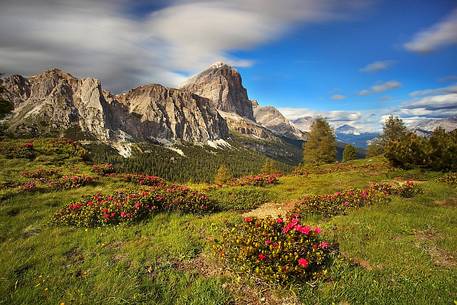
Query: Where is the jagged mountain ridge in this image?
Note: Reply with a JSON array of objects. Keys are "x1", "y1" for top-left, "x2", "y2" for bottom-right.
[
  {"x1": 0, "y1": 65, "x2": 305, "y2": 163},
  {"x1": 410, "y1": 116, "x2": 457, "y2": 135},
  {"x1": 1, "y1": 69, "x2": 229, "y2": 147}
]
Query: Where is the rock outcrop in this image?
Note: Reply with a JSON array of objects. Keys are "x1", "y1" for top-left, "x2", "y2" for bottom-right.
[
  {"x1": 252, "y1": 101, "x2": 307, "y2": 141},
  {"x1": 181, "y1": 62, "x2": 254, "y2": 120},
  {"x1": 115, "y1": 84, "x2": 228, "y2": 142}
]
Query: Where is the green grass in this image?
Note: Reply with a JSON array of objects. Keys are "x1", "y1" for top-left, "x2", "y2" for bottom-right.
[{"x1": 1, "y1": 150, "x2": 456, "y2": 304}]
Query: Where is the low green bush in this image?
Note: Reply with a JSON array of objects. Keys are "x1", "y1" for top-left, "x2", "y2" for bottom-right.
[
  {"x1": 437, "y1": 172, "x2": 457, "y2": 185},
  {"x1": 208, "y1": 187, "x2": 271, "y2": 211}
]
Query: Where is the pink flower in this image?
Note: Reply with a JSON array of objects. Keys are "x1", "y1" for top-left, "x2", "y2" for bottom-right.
[
  {"x1": 258, "y1": 253, "x2": 266, "y2": 261},
  {"x1": 120, "y1": 211, "x2": 127, "y2": 218},
  {"x1": 295, "y1": 225, "x2": 311, "y2": 235},
  {"x1": 314, "y1": 227, "x2": 321, "y2": 234},
  {"x1": 342, "y1": 201, "x2": 349, "y2": 207},
  {"x1": 276, "y1": 218, "x2": 284, "y2": 223},
  {"x1": 298, "y1": 258, "x2": 309, "y2": 268},
  {"x1": 265, "y1": 239, "x2": 272, "y2": 245},
  {"x1": 244, "y1": 217, "x2": 253, "y2": 223},
  {"x1": 134, "y1": 202, "x2": 142, "y2": 209},
  {"x1": 319, "y1": 241, "x2": 329, "y2": 249}
]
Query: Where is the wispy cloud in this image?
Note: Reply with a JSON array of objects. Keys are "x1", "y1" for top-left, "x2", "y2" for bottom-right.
[
  {"x1": 359, "y1": 60, "x2": 395, "y2": 73},
  {"x1": 358, "y1": 80, "x2": 401, "y2": 96},
  {"x1": 404, "y1": 8, "x2": 457, "y2": 52},
  {"x1": 438, "y1": 75, "x2": 457, "y2": 82},
  {"x1": 409, "y1": 83, "x2": 457, "y2": 97},
  {"x1": 331, "y1": 94, "x2": 346, "y2": 100},
  {"x1": 0, "y1": 0, "x2": 369, "y2": 92}
]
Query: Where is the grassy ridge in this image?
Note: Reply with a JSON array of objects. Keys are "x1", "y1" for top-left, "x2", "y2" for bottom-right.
[{"x1": 0, "y1": 141, "x2": 456, "y2": 304}]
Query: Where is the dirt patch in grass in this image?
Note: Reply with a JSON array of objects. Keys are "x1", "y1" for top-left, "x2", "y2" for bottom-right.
[
  {"x1": 341, "y1": 252, "x2": 383, "y2": 271},
  {"x1": 414, "y1": 229, "x2": 456, "y2": 268},
  {"x1": 175, "y1": 253, "x2": 300, "y2": 305},
  {"x1": 434, "y1": 197, "x2": 457, "y2": 207},
  {"x1": 242, "y1": 200, "x2": 298, "y2": 219}
]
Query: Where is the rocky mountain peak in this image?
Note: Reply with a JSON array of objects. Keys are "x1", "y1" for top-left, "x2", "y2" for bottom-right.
[
  {"x1": 181, "y1": 62, "x2": 254, "y2": 120},
  {"x1": 1, "y1": 69, "x2": 229, "y2": 150},
  {"x1": 253, "y1": 103, "x2": 307, "y2": 141}
]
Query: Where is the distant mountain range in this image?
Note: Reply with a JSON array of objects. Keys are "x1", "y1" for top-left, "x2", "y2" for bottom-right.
[
  {"x1": 2, "y1": 62, "x2": 456, "y2": 160},
  {"x1": 409, "y1": 116, "x2": 457, "y2": 136},
  {"x1": 0, "y1": 63, "x2": 304, "y2": 163}
]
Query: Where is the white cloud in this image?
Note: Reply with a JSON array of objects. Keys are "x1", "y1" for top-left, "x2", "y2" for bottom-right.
[
  {"x1": 359, "y1": 60, "x2": 395, "y2": 73},
  {"x1": 277, "y1": 107, "x2": 380, "y2": 130},
  {"x1": 358, "y1": 80, "x2": 401, "y2": 96},
  {"x1": 409, "y1": 84, "x2": 457, "y2": 97},
  {"x1": 404, "y1": 93, "x2": 457, "y2": 111},
  {"x1": 404, "y1": 8, "x2": 457, "y2": 52},
  {"x1": 331, "y1": 94, "x2": 346, "y2": 100},
  {"x1": 0, "y1": 0, "x2": 369, "y2": 92}
]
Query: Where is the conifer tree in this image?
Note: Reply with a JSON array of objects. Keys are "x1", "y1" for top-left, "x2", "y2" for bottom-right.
[
  {"x1": 342, "y1": 144, "x2": 357, "y2": 162},
  {"x1": 214, "y1": 164, "x2": 232, "y2": 185},
  {"x1": 381, "y1": 115, "x2": 408, "y2": 146},
  {"x1": 303, "y1": 117, "x2": 337, "y2": 164},
  {"x1": 261, "y1": 159, "x2": 279, "y2": 174}
]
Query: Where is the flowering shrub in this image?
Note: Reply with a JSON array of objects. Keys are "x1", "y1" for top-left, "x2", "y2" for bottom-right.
[
  {"x1": 230, "y1": 173, "x2": 281, "y2": 187},
  {"x1": 391, "y1": 180, "x2": 423, "y2": 198},
  {"x1": 51, "y1": 185, "x2": 215, "y2": 227},
  {"x1": 437, "y1": 172, "x2": 457, "y2": 185},
  {"x1": 21, "y1": 168, "x2": 59, "y2": 179},
  {"x1": 51, "y1": 175, "x2": 95, "y2": 190},
  {"x1": 92, "y1": 163, "x2": 115, "y2": 176},
  {"x1": 122, "y1": 174, "x2": 166, "y2": 187},
  {"x1": 20, "y1": 181, "x2": 39, "y2": 192},
  {"x1": 0, "y1": 141, "x2": 35, "y2": 159},
  {"x1": 290, "y1": 182, "x2": 422, "y2": 218},
  {"x1": 217, "y1": 216, "x2": 335, "y2": 283}
]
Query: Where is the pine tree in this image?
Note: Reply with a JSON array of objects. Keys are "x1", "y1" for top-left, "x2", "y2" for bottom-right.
[
  {"x1": 261, "y1": 159, "x2": 279, "y2": 174},
  {"x1": 342, "y1": 144, "x2": 357, "y2": 162},
  {"x1": 214, "y1": 164, "x2": 232, "y2": 185},
  {"x1": 381, "y1": 115, "x2": 408, "y2": 146},
  {"x1": 303, "y1": 117, "x2": 337, "y2": 164}
]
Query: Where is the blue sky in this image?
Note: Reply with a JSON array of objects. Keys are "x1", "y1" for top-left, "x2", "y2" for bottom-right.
[{"x1": 1, "y1": 0, "x2": 456, "y2": 131}]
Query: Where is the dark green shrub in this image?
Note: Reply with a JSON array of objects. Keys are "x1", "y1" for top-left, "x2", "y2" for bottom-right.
[{"x1": 437, "y1": 172, "x2": 457, "y2": 185}]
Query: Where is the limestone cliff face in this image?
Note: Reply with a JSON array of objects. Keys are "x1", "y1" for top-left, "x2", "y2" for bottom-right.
[
  {"x1": 115, "y1": 84, "x2": 228, "y2": 142},
  {"x1": 181, "y1": 62, "x2": 254, "y2": 120},
  {"x1": 252, "y1": 101, "x2": 307, "y2": 141},
  {"x1": 2, "y1": 69, "x2": 113, "y2": 140},
  {"x1": 1, "y1": 69, "x2": 228, "y2": 143}
]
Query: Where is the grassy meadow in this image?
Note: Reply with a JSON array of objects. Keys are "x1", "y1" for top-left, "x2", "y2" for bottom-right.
[{"x1": 0, "y1": 140, "x2": 456, "y2": 305}]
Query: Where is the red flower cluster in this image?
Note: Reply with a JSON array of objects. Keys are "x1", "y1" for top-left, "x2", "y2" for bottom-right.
[
  {"x1": 122, "y1": 174, "x2": 166, "y2": 187},
  {"x1": 92, "y1": 163, "x2": 115, "y2": 176},
  {"x1": 51, "y1": 175, "x2": 95, "y2": 190},
  {"x1": 219, "y1": 216, "x2": 334, "y2": 283},
  {"x1": 290, "y1": 181, "x2": 422, "y2": 218},
  {"x1": 231, "y1": 173, "x2": 281, "y2": 187},
  {"x1": 51, "y1": 184, "x2": 216, "y2": 227}
]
